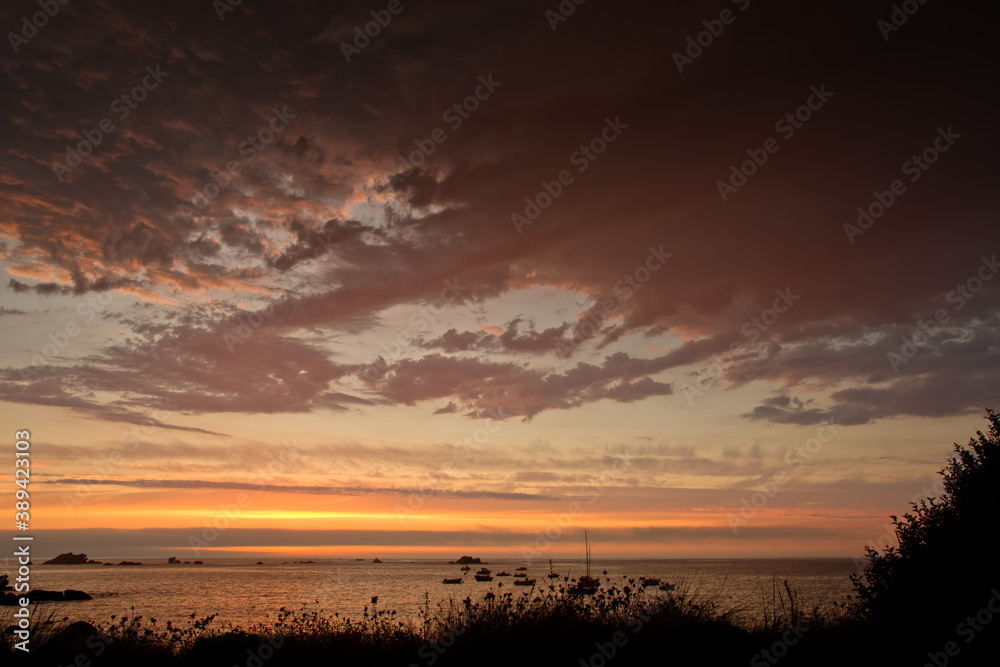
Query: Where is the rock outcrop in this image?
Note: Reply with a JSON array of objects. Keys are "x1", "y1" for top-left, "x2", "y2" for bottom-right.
[
  {"x1": 451, "y1": 555, "x2": 485, "y2": 565},
  {"x1": 1, "y1": 574, "x2": 93, "y2": 605},
  {"x1": 42, "y1": 552, "x2": 102, "y2": 565}
]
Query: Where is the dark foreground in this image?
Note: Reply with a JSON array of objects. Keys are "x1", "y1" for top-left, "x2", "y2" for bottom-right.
[
  {"x1": 3, "y1": 581, "x2": 999, "y2": 667},
  {"x1": 6, "y1": 410, "x2": 1000, "y2": 666}
]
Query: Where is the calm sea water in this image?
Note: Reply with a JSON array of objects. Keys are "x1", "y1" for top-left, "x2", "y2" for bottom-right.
[{"x1": 14, "y1": 558, "x2": 857, "y2": 630}]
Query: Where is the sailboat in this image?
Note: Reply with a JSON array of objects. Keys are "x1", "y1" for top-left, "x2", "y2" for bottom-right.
[{"x1": 568, "y1": 532, "x2": 599, "y2": 595}]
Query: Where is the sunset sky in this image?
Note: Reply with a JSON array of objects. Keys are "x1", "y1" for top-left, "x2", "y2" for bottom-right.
[{"x1": 1, "y1": 0, "x2": 997, "y2": 560}]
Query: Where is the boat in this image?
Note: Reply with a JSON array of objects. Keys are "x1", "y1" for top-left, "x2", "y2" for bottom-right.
[
  {"x1": 460, "y1": 566, "x2": 471, "y2": 571},
  {"x1": 659, "y1": 582, "x2": 677, "y2": 591},
  {"x1": 514, "y1": 578, "x2": 536, "y2": 586},
  {"x1": 547, "y1": 559, "x2": 559, "y2": 578},
  {"x1": 514, "y1": 573, "x2": 528, "y2": 578},
  {"x1": 474, "y1": 574, "x2": 493, "y2": 582},
  {"x1": 496, "y1": 572, "x2": 511, "y2": 577},
  {"x1": 476, "y1": 567, "x2": 491, "y2": 575},
  {"x1": 516, "y1": 566, "x2": 528, "y2": 571},
  {"x1": 443, "y1": 578, "x2": 463, "y2": 584},
  {"x1": 640, "y1": 577, "x2": 661, "y2": 588},
  {"x1": 568, "y1": 532, "x2": 599, "y2": 595}
]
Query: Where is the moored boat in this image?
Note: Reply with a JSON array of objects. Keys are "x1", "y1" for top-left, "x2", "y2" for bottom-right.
[
  {"x1": 443, "y1": 578, "x2": 463, "y2": 584},
  {"x1": 514, "y1": 578, "x2": 536, "y2": 586},
  {"x1": 474, "y1": 574, "x2": 493, "y2": 582},
  {"x1": 568, "y1": 532, "x2": 599, "y2": 595}
]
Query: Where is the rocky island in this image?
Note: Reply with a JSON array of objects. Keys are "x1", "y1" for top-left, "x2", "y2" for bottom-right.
[
  {"x1": 1, "y1": 573, "x2": 92, "y2": 605},
  {"x1": 42, "y1": 552, "x2": 103, "y2": 565},
  {"x1": 449, "y1": 555, "x2": 486, "y2": 564}
]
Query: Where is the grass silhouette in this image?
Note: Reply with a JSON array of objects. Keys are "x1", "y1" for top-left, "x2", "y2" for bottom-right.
[{"x1": 4, "y1": 410, "x2": 997, "y2": 666}]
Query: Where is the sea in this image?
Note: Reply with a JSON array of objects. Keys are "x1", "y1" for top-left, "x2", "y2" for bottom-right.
[{"x1": 11, "y1": 558, "x2": 858, "y2": 630}]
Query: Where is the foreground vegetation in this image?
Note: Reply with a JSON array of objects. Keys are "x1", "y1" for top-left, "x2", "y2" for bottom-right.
[{"x1": 5, "y1": 410, "x2": 998, "y2": 666}]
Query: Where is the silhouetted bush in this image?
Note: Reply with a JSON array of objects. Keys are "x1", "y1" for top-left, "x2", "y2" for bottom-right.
[
  {"x1": 7, "y1": 413, "x2": 999, "y2": 665},
  {"x1": 851, "y1": 408, "x2": 1000, "y2": 662}
]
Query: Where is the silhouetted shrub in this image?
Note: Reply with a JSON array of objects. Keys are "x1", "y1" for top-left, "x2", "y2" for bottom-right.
[{"x1": 851, "y1": 408, "x2": 1000, "y2": 661}]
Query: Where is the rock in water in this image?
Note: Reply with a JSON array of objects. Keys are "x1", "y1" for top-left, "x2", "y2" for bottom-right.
[
  {"x1": 42, "y1": 552, "x2": 102, "y2": 565},
  {"x1": 62, "y1": 590, "x2": 93, "y2": 601},
  {"x1": 3, "y1": 588, "x2": 93, "y2": 603},
  {"x1": 454, "y1": 555, "x2": 484, "y2": 564}
]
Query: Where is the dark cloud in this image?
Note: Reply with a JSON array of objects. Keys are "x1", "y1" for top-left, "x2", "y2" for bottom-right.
[
  {"x1": 418, "y1": 318, "x2": 573, "y2": 355},
  {"x1": 0, "y1": 0, "x2": 996, "y2": 427},
  {"x1": 740, "y1": 317, "x2": 1000, "y2": 424},
  {"x1": 0, "y1": 325, "x2": 362, "y2": 418},
  {"x1": 364, "y1": 351, "x2": 673, "y2": 419}
]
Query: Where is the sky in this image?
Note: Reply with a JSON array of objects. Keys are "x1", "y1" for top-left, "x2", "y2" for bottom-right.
[{"x1": 1, "y1": 0, "x2": 997, "y2": 561}]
